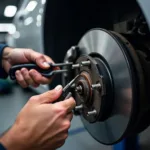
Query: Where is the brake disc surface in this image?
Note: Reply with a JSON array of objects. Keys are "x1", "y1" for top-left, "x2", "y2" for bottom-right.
[{"x1": 63, "y1": 29, "x2": 145, "y2": 144}]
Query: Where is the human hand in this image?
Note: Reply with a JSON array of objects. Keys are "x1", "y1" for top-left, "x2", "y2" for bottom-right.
[
  {"x1": 0, "y1": 85, "x2": 76, "y2": 150},
  {"x1": 2, "y1": 47, "x2": 58, "y2": 88}
]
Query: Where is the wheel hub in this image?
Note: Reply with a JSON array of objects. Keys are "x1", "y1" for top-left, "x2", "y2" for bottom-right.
[
  {"x1": 74, "y1": 55, "x2": 114, "y2": 123},
  {"x1": 62, "y1": 28, "x2": 149, "y2": 145}
]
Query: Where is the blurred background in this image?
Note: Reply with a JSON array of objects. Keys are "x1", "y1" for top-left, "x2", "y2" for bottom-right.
[{"x1": 0, "y1": 0, "x2": 18, "y2": 44}]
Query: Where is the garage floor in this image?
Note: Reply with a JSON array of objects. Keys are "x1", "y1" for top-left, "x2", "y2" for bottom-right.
[{"x1": 0, "y1": 82, "x2": 150, "y2": 150}]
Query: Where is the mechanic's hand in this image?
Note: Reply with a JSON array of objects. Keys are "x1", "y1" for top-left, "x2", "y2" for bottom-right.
[
  {"x1": 2, "y1": 47, "x2": 58, "y2": 88},
  {"x1": 0, "y1": 85, "x2": 76, "y2": 150}
]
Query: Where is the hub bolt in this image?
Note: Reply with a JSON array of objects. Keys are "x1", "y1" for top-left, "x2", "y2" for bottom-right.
[
  {"x1": 75, "y1": 104, "x2": 83, "y2": 111},
  {"x1": 81, "y1": 61, "x2": 91, "y2": 66},
  {"x1": 87, "y1": 110, "x2": 97, "y2": 116},
  {"x1": 91, "y1": 83, "x2": 101, "y2": 90},
  {"x1": 72, "y1": 64, "x2": 80, "y2": 69},
  {"x1": 75, "y1": 85, "x2": 83, "y2": 94}
]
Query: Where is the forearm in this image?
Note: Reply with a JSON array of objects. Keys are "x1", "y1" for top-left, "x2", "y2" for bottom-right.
[
  {"x1": 0, "y1": 127, "x2": 16, "y2": 150},
  {"x1": 0, "y1": 125, "x2": 25, "y2": 150}
]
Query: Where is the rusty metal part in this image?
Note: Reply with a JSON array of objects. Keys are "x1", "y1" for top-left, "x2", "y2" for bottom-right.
[
  {"x1": 73, "y1": 55, "x2": 113, "y2": 123},
  {"x1": 75, "y1": 71, "x2": 92, "y2": 106},
  {"x1": 75, "y1": 85, "x2": 83, "y2": 94}
]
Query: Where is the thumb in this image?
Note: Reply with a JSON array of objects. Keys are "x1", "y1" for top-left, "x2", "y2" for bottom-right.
[
  {"x1": 25, "y1": 49, "x2": 52, "y2": 69},
  {"x1": 35, "y1": 54, "x2": 50, "y2": 69},
  {"x1": 36, "y1": 55, "x2": 50, "y2": 69},
  {"x1": 38, "y1": 85, "x2": 63, "y2": 104}
]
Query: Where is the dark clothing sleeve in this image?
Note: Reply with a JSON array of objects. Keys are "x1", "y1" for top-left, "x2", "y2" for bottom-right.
[
  {"x1": 0, "y1": 44, "x2": 8, "y2": 79},
  {"x1": 0, "y1": 144, "x2": 6, "y2": 150},
  {"x1": 0, "y1": 45, "x2": 9, "y2": 150}
]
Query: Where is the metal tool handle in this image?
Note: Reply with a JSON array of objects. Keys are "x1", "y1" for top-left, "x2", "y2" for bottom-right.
[
  {"x1": 9, "y1": 63, "x2": 52, "y2": 80},
  {"x1": 56, "y1": 92, "x2": 68, "y2": 102},
  {"x1": 65, "y1": 92, "x2": 72, "y2": 99},
  {"x1": 55, "y1": 92, "x2": 72, "y2": 103}
]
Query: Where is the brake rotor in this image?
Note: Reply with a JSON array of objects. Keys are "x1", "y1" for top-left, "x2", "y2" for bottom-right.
[{"x1": 63, "y1": 29, "x2": 147, "y2": 145}]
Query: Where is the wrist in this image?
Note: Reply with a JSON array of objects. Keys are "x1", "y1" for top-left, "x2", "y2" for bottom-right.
[
  {"x1": 2, "y1": 47, "x2": 12, "y2": 68},
  {"x1": 0, "y1": 125, "x2": 26, "y2": 150},
  {"x1": 2, "y1": 47, "x2": 12, "y2": 57}
]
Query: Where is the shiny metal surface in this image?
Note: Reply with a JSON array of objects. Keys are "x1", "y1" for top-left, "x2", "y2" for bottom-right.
[
  {"x1": 77, "y1": 29, "x2": 134, "y2": 144},
  {"x1": 63, "y1": 75, "x2": 80, "y2": 92}
]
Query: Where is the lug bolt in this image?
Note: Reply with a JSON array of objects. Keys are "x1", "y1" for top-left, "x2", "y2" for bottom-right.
[
  {"x1": 72, "y1": 64, "x2": 80, "y2": 69},
  {"x1": 91, "y1": 83, "x2": 101, "y2": 90},
  {"x1": 81, "y1": 61, "x2": 91, "y2": 66},
  {"x1": 87, "y1": 110, "x2": 97, "y2": 116},
  {"x1": 75, "y1": 104, "x2": 83, "y2": 111},
  {"x1": 75, "y1": 85, "x2": 83, "y2": 94},
  {"x1": 72, "y1": 61, "x2": 91, "y2": 69}
]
